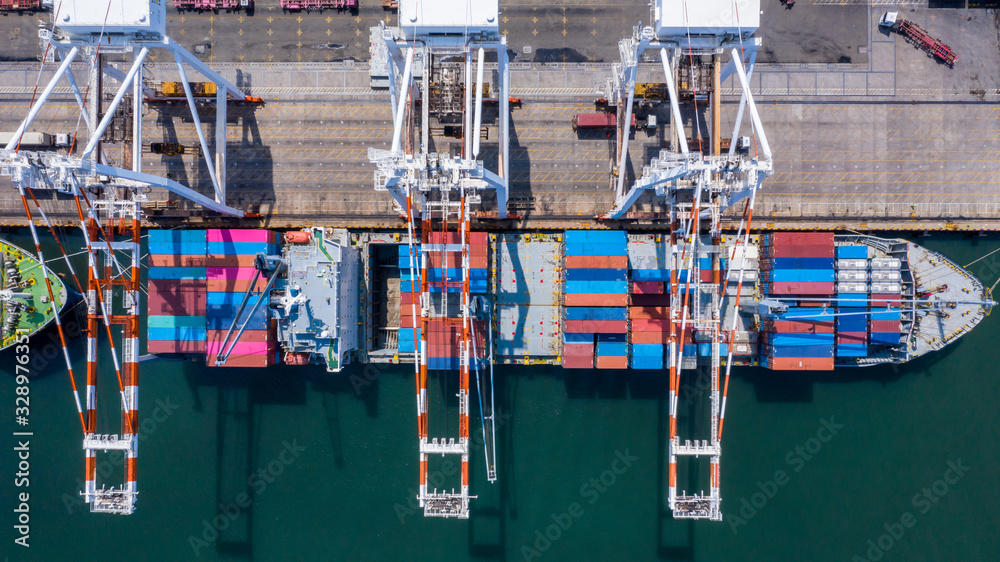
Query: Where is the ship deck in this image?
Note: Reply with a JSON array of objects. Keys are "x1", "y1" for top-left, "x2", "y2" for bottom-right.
[{"x1": 0, "y1": 240, "x2": 67, "y2": 349}]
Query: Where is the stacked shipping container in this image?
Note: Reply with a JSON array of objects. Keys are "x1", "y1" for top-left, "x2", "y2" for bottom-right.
[
  {"x1": 146, "y1": 230, "x2": 280, "y2": 367},
  {"x1": 834, "y1": 245, "x2": 869, "y2": 357},
  {"x1": 760, "y1": 232, "x2": 836, "y2": 370},
  {"x1": 562, "y1": 231, "x2": 628, "y2": 369}
]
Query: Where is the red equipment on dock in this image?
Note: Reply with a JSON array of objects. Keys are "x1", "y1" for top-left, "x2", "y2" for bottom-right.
[{"x1": 880, "y1": 12, "x2": 958, "y2": 67}]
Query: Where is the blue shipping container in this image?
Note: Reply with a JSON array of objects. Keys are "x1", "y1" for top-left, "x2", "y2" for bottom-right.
[
  {"x1": 207, "y1": 242, "x2": 280, "y2": 256},
  {"x1": 870, "y1": 332, "x2": 900, "y2": 345},
  {"x1": 770, "y1": 333, "x2": 835, "y2": 347},
  {"x1": 770, "y1": 344, "x2": 834, "y2": 358},
  {"x1": 563, "y1": 332, "x2": 594, "y2": 343},
  {"x1": 836, "y1": 245, "x2": 868, "y2": 260},
  {"x1": 564, "y1": 243, "x2": 627, "y2": 257},
  {"x1": 632, "y1": 344, "x2": 664, "y2": 357},
  {"x1": 870, "y1": 309, "x2": 901, "y2": 321},
  {"x1": 682, "y1": 344, "x2": 697, "y2": 357},
  {"x1": 595, "y1": 342, "x2": 627, "y2": 356},
  {"x1": 630, "y1": 355, "x2": 664, "y2": 369},
  {"x1": 147, "y1": 327, "x2": 207, "y2": 341},
  {"x1": 565, "y1": 268, "x2": 628, "y2": 281},
  {"x1": 148, "y1": 267, "x2": 207, "y2": 280},
  {"x1": 771, "y1": 257, "x2": 836, "y2": 270},
  {"x1": 148, "y1": 230, "x2": 207, "y2": 244},
  {"x1": 597, "y1": 333, "x2": 627, "y2": 343},
  {"x1": 835, "y1": 343, "x2": 868, "y2": 357},
  {"x1": 564, "y1": 280, "x2": 628, "y2": 294},
  {"x1": 207, "y1": 292, "x2": 263, "y2": 307},
  {"x1": 148, "y1": 241, "x2": 208, "y2": 255},
  {"x1": 564, "y1": 230, "x2": 627, "y2": 245},
  {"x1": 770, "y1": 269, "x2": 835, "y2": 283},
  {"x1": 565, "y1": 308, "x2": 628, "y2": 321}
]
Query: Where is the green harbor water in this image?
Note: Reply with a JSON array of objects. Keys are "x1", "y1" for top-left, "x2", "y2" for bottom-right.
[{"x1": 1, "y1": 229, "x2": 998, "y2": 561}]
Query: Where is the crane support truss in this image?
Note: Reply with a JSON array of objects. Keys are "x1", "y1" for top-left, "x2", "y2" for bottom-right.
[
  {"x1": 601, "y1": 23, "x2": 770, "y2": 521},
  {"x1": 368, "y1": 22, "x2": 510, "y2": 219},
  {"x1": 1, "y1": 7, "x2": 257, "y2": 515},
  {"x1": 602, "y1": 23, "x2": 770, "y2": 220}
]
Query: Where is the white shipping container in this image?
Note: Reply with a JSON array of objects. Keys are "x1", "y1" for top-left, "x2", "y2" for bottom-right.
[
  {"x1": 837, "y1": 283, "x2": 867, "y2": 294},
  {"x1": 838, "y1": 259, "x2": 868, "y2": 270},
  {"x1": 871, "y1": 258, "x2": 901, "y2": 269},
  {"x1": 870, "y1": 271, "x2": 901, "y2": 282},
  {"x1": 838, "y1": 271, "x2": 868, "y2": 282}
]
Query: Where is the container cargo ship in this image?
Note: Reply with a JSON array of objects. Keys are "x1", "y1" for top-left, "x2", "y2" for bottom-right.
[
  {"x1": 1, "y1": 239, "x2": 69, "y2": 351},
  {"x1": 142, "y1": 228, "x2": 992, "y2": 373}
]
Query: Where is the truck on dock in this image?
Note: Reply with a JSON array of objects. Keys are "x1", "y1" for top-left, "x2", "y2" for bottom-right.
[
  {"x1": 572, "y1": 112, "x2": 636, "y2": 131},
  {"x1": 879, "y1": 12, "x2": 958, "y2": 66},
  {"x1": 172, "y1": 0, "x2": 253, "y2": 12},
  {"x1": 0, "y1": 131, "x2": 69, "y2": 148}
]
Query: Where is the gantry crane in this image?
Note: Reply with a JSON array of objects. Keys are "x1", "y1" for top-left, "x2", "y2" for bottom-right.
[
  {"x1": 368, "y1": 0, "x2": 507, "y2": 519},
  {"x1": 600, "y1": 0, "x2": 770, "y2": 521},
  {"x1": 0, "y1": 0, "x2": 252, "y2": 514}
]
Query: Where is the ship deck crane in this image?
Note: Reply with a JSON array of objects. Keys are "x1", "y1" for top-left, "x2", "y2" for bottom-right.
[
  {"x1": 0, "y1": 0, "x2": 256, "y2": 515},
  {"x1": 369, "y1": 0, "x2": 507, "y2": 519}
]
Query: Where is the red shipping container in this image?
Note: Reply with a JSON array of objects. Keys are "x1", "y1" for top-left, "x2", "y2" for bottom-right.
[
  {"x1": 870, "y1": 294, "x2": 901, "y2": 307},
  {"x1": 797, "y1": 300, "x2": 831, "y2": 308},
  {"x1": 595, "y1": 356, "x2": 628, "y2": 369},
  {"x1": 400, "y1": 292, "x2": 418, "y2": 305},
  {"x1": 699, "y1": 269, "x2": 715, "y2": 283},
  {"x1": 206, "y1": 277, "x2": 269, "y2": 293},
  {"x1": 562, "y1": 355, "x2": 594, "y2": 369},
  {"x1": 564, "y1": 320, "x2": 628, "y2": 333},
  {"x1": 565, "y1": 293, "x2": 628, "y2": 307},
  {"x1": 768, "y1": 281, "x2": 835, "y2": 295},
  {"x1": 205, "y1": 254, "x2": 258, "y2": 267},
  {"x1": 770, "y1": 232, "x2": 834, "y2": 246},
  {"x1": 147, "y1": 289, "x2": 206, "y2": 316},
  {"x1": 469, "y1": 232, "x2": 488, "y2": 246},
  {"x1": 836, "y1": 332, "x2": 867, "y2": 345},
  {"x1": 630, "y1": 281, "x2": 663, "y2": 294},
  {"x1": 565, "y1": 255, "x2": 628, "y2": 269},
  {"x1": 149, "y1": 254, "x2": 207, "y2": 267},
  {"x1": 767, "y1": 357, "x2": 835, "y2": 371},
  {"x1": 629, "y1": 306, "x2": 670, "y2": 319},
  {"x1": 632, "y1": 318, "x2": 671, "y2": 331},
  {"x1": 206, "y1": 329, "x2": 271, "y2": 344},
  {"x1": 631, "y1": 331, "x2": 670, "y2": 344},
  {"x1": 147, "y1": 339, "x2": 206, "y2": 354},
  {"x1": 148, "y1": 278, "x2": 207, "y2": 293},
  {"x1": 870, "y1": 320, "x2": 900, "y2": 332},
  {"x1": 768, "y1": 244, "x2": 834, "y2": 258},
  {"x1": 207, "y1": 267, "x2": 260, "y2": 280},
  {"x1": 768, "y1": 320, "x2": 834, "y2": 334},
  {"x1": 630, "y1": 293, "x2": 671, "y2": 306}
]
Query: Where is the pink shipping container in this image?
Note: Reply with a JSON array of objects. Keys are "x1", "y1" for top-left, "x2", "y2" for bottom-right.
[
  {"x1": 207, "y1": 266, "x2": 260, "y2": 280},
  {"x1": 768, "y1": 244, "x2": 834, "y2": 258},
  {"x1": 208, "y1": 229, "x2": 276, "y2": 244},
  {"x1": 562, "y1": 343, "x2": 594, "y2": 369},
  {"x1": 632, "y1": 318, "x2": 671, "y2": 331},
  {"x1": 769, "y1": 281, "x2": 835, "y2": 295},
  {"x1": 836, "y1": 332, "x2": 867, "y2": 345},
  {"x1": 767, "y1": 320, "x2": 833, "y2": 334},
  {"x1": 770, "y1": 232, "x2": 834, "y2": 246},
  {"x1": 631, "y1": 331, "x2": 671, "y2": 344},
  {"x1": 767, "y1": 357, "x2": 834, "y2": 371},
  {"x1": 870, "y1": 319, "x2": 900, "y2": 332},
  {"x1": 870, "y1": 294, "x2": 901, "y2": 307},
  {"x1": 631, "y1": 281, "x2": 663, "y2": 294}
]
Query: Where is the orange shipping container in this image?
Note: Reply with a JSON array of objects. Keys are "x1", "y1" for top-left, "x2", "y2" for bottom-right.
[
  {"x1": 595, "y1": 356, "x2": 628, "y2": 369},
  {"x1": 207, "y1": 277, "x2": 269, "y2": 293},
  {"x1": 564, "y1": 255, "x2": 628, "y2": 269},
  {"x1": 629, "y1": 306, "x2": 670, "y2": 319},
  {"x1": 767, "y1": 357, "x2": 834, "y2": 371},
  {"x1": 564, "y1": 293, "x2": 628, "y2": 307}
]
